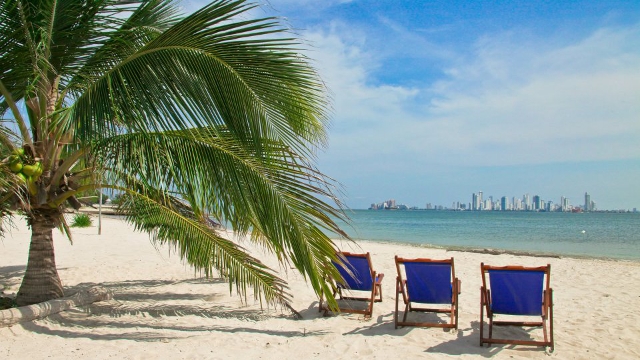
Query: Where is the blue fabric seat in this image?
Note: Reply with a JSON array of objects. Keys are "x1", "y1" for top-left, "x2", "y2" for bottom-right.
[
  {"x1": 394, "y1": 256, "x2": 460, "y2": 329},
  {"x1": 480, "y1": 263, "x2": 554, "y2": 351},
  {"x1": 319, "y1": 252, "x2": 383, "y2": 318},
  {"x1": 335, "y1": 255, "x2": 374, "y2": 291}
]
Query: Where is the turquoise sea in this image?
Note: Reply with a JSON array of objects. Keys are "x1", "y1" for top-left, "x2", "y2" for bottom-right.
[{"x1": 337, "y1": 210, "x2": 640, "y2": 260}]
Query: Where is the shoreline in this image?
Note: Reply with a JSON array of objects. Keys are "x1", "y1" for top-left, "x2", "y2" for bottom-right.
[
  {"x1": 77, "y1": 210, "x2": 640, "y2": 262},
  {"x1": 2, "y1": 216, "x2": 640, "y2": 359},
  {"x1": 350, "y1": 237, "x2": 640, "y2": 262}
]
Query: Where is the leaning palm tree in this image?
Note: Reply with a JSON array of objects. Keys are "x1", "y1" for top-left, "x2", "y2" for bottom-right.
[{"x1": 0, "y1": 0, "x2": 348, "y2": 308}]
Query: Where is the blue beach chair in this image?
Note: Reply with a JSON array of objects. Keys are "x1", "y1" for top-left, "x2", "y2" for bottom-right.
[
  {"x1": 480, "y1": 263, "x2": 554, "y2": 351},
  {"x1": 320, "y1": 252, "x2": 384, "y2": 318},
  {"x1": 394, "y1": 256, "x2": 461, "y2": 329}
]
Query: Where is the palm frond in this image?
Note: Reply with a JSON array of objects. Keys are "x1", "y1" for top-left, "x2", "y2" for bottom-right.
[
  {"x1": 69, "y1": 0, "x2": 329, "y2": 156},
  {"x1": 93, "y1": 127, "x2": 347, "y2": 306},
  {"x1": 0, "y1": 119, "x2": 21, "y2": 150},
  {"x1": 116, "y1": 184, "x2": 292, "y2": 306},
  {"x1": 64, "y1": 0, "x2": 181, "y2": 96}
]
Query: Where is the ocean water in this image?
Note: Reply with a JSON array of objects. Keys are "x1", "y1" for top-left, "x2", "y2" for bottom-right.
[{"x1": 335, "y1": 210, "x2": 640, "y2": 260}]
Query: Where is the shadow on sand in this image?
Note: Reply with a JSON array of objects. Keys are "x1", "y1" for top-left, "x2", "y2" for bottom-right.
[
  {"x1": 0, "y1": 265, "x2": 26, "y2": 292},
  {"x1": 340, "y1": 311, "x2": 548, "y2": 357},
  {"x1": 9, "y1": 277, "x2": 326, "y2": 342}
]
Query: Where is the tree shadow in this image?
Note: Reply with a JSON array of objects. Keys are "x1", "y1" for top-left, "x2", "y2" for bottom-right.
[
  {"x1": 21, "y1": 316, "x2": 327, "y2": 342},
  {"x1": 0, "y1": 265, "x2": 26, "y2": 292},
  {"x1": 12, "y1": 277, "x2": 325, "y2": 342}
]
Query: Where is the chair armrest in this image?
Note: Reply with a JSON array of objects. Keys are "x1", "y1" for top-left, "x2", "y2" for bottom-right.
[{"x1": 375, "y1": 273, "x2": 385, "y2": 284}]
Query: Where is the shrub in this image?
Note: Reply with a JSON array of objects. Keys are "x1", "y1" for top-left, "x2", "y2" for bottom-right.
[
  {"x1": 79, "y1": 194, "x2": 110, "y2": 205},
  {"x1": 111, "y1": 193, "x2": 126, "y2": 206},
  {"x1": 71, "y1": 213, "x2": 92, "y2": 227}
]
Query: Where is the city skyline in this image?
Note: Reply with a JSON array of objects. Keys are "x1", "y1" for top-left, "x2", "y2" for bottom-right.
[{"x1": 369, "y1": 191, "x2": 638, "y2": 212}]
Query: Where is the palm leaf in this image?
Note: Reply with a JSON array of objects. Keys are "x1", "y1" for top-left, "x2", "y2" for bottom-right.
[
  {"x1": 93, "y1": 127, "x2": 347, "y2": 306},
  {"x1": 115, "y1": 183, "x2": 292, "y2": 306},
  {"x1": 69, "y1": 0, "x2": 329, "y2": 154}
]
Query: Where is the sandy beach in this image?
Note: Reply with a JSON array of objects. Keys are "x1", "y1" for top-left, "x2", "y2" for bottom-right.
[{"x1": 1, "y1": 215, "x2": 639, "y2": 359}]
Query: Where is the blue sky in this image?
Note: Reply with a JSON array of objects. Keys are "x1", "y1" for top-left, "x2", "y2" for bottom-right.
[{"x1": 185, "y1": 0, "x2": 640, "y2": 210}]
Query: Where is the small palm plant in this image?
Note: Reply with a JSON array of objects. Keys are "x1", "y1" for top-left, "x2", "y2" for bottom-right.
[{"x1": 70, "y1": 213, "x2": 92, "y2": 228}]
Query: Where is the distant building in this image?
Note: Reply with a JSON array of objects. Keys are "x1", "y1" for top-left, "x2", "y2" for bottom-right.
[
  {"x1": 512, "y1": 196, "x2": 521, "y2": 211},
  {"x1": 523, "y1": 194, "x2": 531, "y2": 211},
  {"x1": 533, "y1": 195, "x2": 541, "y2": 211},
  {"x1": 501, "y1": 196, "x2": 508, "y2": 211},
  {"x1": 546, "y1": 201, "x2": 554, "y2": 212},
  {"x1": 585, "y1": 192, "x2": 591, "y2": 212},
  {"x1": 484, "y1": 199, "x2": 492, "y2": 210}
]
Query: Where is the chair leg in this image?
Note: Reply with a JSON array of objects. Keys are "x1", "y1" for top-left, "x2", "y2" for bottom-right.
[
  {"x1": 479, "y1": 288, "x2": 484, "y2": 346},
  {"x1": 488, "y1": 316, "x2": 494, "y2": 345},
  {"x1": 453, "y1": 299, "x2": 458, "y2": 330},
  {"x1": 402, "y1": 302, "x2": 410, "y2": 323},
  {"x1": 451, "y1": 284, "x2": 458, "y2": 329},
  {"x1": 454, "y1": 304, "x2": 458, "y2": 330},
  {"x1": 549, "y1": 289, "x2": 554, "y2": 352},
  {"x1": 366, "y1": 288, "x2": 375, "y2": 318},
  {"x1": 394, "y1": 290, "x2": 399, "y2": 329}
]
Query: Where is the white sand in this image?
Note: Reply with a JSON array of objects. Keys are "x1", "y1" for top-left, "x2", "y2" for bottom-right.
[{"x1": 1, "y1": 215, "x2": 640, "y2": 359}]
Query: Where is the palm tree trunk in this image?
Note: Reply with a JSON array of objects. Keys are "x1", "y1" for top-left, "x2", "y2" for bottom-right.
[{"x1": 15, "y1": 210, "x2": 64, "y2": 306}]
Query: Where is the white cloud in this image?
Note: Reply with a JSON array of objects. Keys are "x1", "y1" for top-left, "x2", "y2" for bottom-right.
[
  {"x1": 305, "y1": 22, "x2": 640, "y2": 172},
  {"x1": 426, "y1": 25, "x2": 640, "y2": 165}
]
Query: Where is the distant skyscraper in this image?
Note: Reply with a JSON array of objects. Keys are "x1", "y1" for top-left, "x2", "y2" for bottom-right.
[
  {"x1": 585, "y1": 192, "x2": 591, "y2": 211},
  {"x1": 501, "y1": 196, "x2": 508, "y2": 211},
  {"x1": 560, "y1": 196, "x2": 570, "y2": 212},
  {"x1": 523, "y1": 194, "x2": 531, "y2": 211},
  {"x1": 478, "y1": 191, "x2": 483, "y2": 210},
  {"x1": 533, "y1": 195, "x2": 541, "y2": 210}
]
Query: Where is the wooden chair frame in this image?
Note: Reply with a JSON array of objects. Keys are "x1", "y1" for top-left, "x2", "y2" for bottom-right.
[
  {"x1": 394, "y1": 256, "x2": 460, "y2": 329},
  {"x1": 479, "y1": 263, "x2": 554, "y2": 351},
  {"x1": 319, "y1": 252, "x2": 384, "y2": 318}
]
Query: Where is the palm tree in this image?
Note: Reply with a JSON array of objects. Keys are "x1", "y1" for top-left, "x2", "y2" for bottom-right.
[{"x1": 0, "y1": 0, "x2": 349, "y2": 308}]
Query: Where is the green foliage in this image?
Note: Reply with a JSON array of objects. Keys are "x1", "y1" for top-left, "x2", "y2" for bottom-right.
[
  {"x1": 79, "y1": 194, "x2": 110, "y2": 205},
  {"x1": 0, "y1": 0, "x2": 349, "y2": 309},
  {"x1": 111, "y1": 194, "x2": 126, "y2": 206},
  {"x1": 70, "y1": 213, "x2": 92, "y2": 228}
]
